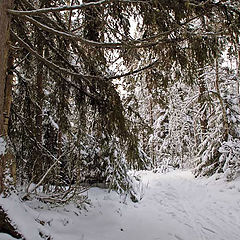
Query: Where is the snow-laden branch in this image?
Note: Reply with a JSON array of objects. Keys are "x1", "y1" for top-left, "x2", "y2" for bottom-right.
[{"x1": 8, "y1": 0, "x2": 148, "y2": 16}]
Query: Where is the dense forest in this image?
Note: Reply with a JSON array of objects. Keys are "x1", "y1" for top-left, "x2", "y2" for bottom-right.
[{"x1": 0, "y1": 0, "x2": 240, "y2": 238}]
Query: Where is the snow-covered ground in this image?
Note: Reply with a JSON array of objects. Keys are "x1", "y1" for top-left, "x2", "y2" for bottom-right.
[{"x1": 1, "y1": 170, "x2": 240, "y2": 240}]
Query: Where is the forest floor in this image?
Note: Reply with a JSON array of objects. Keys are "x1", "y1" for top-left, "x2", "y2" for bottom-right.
[{"x1": 1, "y1": 170, "x2": 240, "y2": 240}]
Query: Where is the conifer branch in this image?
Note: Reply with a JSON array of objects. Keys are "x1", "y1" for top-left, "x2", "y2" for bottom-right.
[
  {"x1": 11, "y1": 30, "x2": 100, "y2": 79},
  {"x1": 108, "y1": 59, "x2": 160, "y2": 80},
  {"x1": 13, "y1": 15, "x2": 186, "y2": 49},
  {"x1": 8, "y1": 0, "x2": 148, "y2": 16}
]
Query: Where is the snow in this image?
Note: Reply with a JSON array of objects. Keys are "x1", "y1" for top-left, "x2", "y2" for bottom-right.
[
  {"x1": 1, "y1": 170, "x2": 240, "y2": 240},
  {"x1": 0, "y1": 233, "x2": 19, "y2": 240},
  {"x1": 49, "y1": 116, "x2": 59, "y2": 130},
  {"x1": 0, "y1": 137, "x2": 6, "y2": 155}
]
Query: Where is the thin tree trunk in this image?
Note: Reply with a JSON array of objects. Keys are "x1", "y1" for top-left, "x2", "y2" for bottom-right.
[
  {"x1": 198, "y1": 69, "x2": 208, "y2": 136},
  {"x1": 149, "y1": 95, "x2": 155, "y2": 166},
  {"x1": 3, "y1": 52, "x2": 17, "y2": 186},
  {"x1": 33, "y1": 31, "x2": 45, "y2": 183},
  {"x1": 36, "y1": 42, "x2": 44, "y2": 144},
  {"x1": 237, "y1": 49, "x2": 240, "y2": 111},
  {"x1": 215, "y1": 58, "x2": 229, "y2": 141}
]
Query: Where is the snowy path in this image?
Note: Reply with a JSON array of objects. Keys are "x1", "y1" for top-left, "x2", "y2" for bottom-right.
[
  {"x1": 134, "y1": 170, "x2": 240, "y2": 240},
  {"x1": 1, "y1": 170, "x2": 240, "y2": 240},
  {"x1": 74, "y1": 170, "x2": 240, "y2": 240}
]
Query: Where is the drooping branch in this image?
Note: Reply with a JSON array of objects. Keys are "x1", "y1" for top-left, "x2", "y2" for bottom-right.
[
  {"x1": 11, "y1": 31, "x2": 168, "y2": 84},
  {"x1": 11, "y1": 30, "x2": 100, "y2": 79},
  {"x1": 20, "y1": 15, "x2": 128, "y2": 48},
  {"x1": 108, "y1": 58, "x2": 160, "y2": 80},
  {"x1": 9, "y1": 0, "x2": 109, "y2": 15},
  {"x1": 13, "y1": 15, "x2": 186, "y2": 49},
  {"x1": 14, "y1": 67, "x2": 102, "y2": 102},
  {"x1": 8, "y1": 0, "x2": 148, "y2": 16},
  {"x1": 18, "y1": 0, "x2": 73, "y2": 33}
]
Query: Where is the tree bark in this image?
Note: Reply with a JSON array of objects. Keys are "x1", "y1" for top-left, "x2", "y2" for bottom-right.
[
  {"x1": 3, "y1": 53, "x2": 14, "y2": 136},
  {"x1": 0, "y1": 0, "x2": 14, "y2": 194},
  {"x1": 0, "y1": 0, "x2": 13, "y2": 137},
  {"x1": 0, "y1": 2, "x2": 22, "y2": 238}
]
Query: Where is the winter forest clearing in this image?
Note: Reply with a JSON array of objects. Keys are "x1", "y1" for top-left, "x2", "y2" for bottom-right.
[
  {"x1": 1, "y1": 0, "x2": 240, "y2": 239},
  {"x1": 1, "y1": 170, "x2": 240, "y2": 240}
]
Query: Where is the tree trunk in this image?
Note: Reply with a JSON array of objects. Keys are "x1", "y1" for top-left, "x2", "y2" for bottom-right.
[
  {"x1": 33, "y1": 34, "x2": 44, "y2": 181},
  {"x1": 36, "y1": 42, "x2": 44, "y2": 144},
  {"x1": 0, "y1": 0, "x2": 14, "y2": 194},
  {"x1": 0, "y1": 2, "x2": 23, "y2": 239},
  {"x1": 198, "y1": 69, "x2": 208, "y2": 136},
  {"x1": 4, "y1": 53, "x2": 14, "y2": 136},
  {"x1": 149, "y1": 95, "x2": 156, "y2": 166},
  {"x1": 237, "y1": 49, "x2": 240, "y2": 112},
  {"x1": 215, "y1": 58, "x2": 229, "y2": 141}
]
